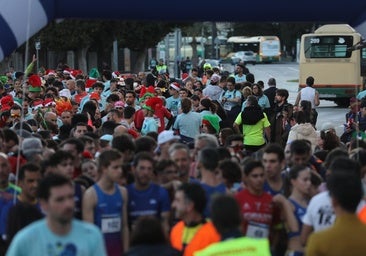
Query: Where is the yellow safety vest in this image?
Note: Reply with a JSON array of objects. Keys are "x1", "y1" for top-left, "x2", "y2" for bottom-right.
[{"x1": 194, "y1": 237, "x2": 271, "y2": 256}]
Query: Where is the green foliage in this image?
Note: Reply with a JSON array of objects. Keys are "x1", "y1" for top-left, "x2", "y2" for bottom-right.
[
  {"x1": 40, "y1": 19, "x2": 104, "y2": 50},
  {"x1": 115, "y1": 21, "x2": 179, "y2": 51},
  {"x1": 39, "y1": 19, "x2": 182, "y2": 53},
  {"x1": 232, "y1": 22, "x2": 317, "y2": 54}
]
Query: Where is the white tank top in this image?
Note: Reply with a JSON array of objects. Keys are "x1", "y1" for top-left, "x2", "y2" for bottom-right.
[{"x1": 300, "y1": 87, "x2": 316, "y2": 108}]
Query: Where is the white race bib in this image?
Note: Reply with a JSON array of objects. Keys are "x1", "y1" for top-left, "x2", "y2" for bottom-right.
[
  {"x1": 101, "y1": 216, "x2": 121, "y2": 233},
  {"x1": 223, "y1": 102, "x2": 232, "y2": 111},
  {"x1": 246, "y1": 222, "x2": 269, "y2": 238}
]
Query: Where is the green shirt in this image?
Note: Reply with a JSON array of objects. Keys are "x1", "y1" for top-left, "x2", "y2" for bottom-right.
[{"x1": 234, "y1": 112, "x2": 270, "y2": 146}]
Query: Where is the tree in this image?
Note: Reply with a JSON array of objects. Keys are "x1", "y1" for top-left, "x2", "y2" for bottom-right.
[
  {"x1": 181, "y1": 22, "x2": 206, "y2": 67},
  {"x1": 40, "y1": 20, "x2": 185, "y2": 73},
  {"x1": 113, "y1": 21, "x2": 181, "y2": 73},
  {"x1": 40, "y1": 19, "x2": 106, "y2": 72}
]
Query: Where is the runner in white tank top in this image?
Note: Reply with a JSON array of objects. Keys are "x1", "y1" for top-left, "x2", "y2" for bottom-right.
[
  {"x1": 295, "y1": 76, "x2": 320, "y2": 109},
  {"x1": 294, "y1": 76, "x2": 320, "y2": 126}
]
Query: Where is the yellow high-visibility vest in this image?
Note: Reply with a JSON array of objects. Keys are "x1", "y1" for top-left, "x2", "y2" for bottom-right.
[{"x1": 194, "y1": 237, "x2": 270, "y2": 256}]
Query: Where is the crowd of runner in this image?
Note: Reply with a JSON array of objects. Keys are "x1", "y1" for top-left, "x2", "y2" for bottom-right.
[{"x1": 1, "y1": 56, "x2": 366, "y2": 255}]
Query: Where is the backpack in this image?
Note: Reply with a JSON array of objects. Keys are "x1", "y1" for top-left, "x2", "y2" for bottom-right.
[{"x1": 221, "y1": 89, "x2": 244, "y2": 108}]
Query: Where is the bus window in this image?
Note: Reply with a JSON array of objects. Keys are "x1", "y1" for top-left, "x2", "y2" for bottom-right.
[
  {"x1": 361, "y1": 48, "x2": 366, "y2": 77},
  {"x1": 304, "y1": 36, "x2": 353, "y2": 58},
  {"x1": 227, "y1": 36, "x2": 280, "y2": 63},
  {"x1": 299, "y1": 24, "x2": 364, "y2": 106}
]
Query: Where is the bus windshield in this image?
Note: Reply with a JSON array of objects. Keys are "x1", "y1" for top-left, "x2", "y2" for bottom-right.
[
  {"x1": 262, "y1": 40, "x2": 280, "y2": 57},
  {"x1": 232, "y1": 42, "x2": 259, "y2": 53},
  {"x1": 303, "y1": 35, "x2": 353, "y2": 58}
]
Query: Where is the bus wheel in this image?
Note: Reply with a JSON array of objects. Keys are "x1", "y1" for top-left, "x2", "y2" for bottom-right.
[{"x1": 334, "y1": 98, "x2": 350, "y2": 108}]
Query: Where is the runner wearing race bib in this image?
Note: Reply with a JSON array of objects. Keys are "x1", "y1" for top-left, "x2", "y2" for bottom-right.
[{"x1": 83, "y1": 149, "x2": 129, "y2": 256}]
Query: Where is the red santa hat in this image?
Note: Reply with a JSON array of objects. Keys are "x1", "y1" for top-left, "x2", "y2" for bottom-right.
[
  {"x1": 43, "y1": 98, "x2": 56, "y2": 107},
  {"x1": 71, "y1": 69, "x2": 83, "y2": 78},
  {"x1": 32, "y1": 99, "x2": 44, "y2": 111},
  {"x1": 170, "y1": 82, "x2": 180, "y2": 91},
  {"x1": 112, "y1": 71, "x2": 121, "y2": 78},
  {"x1": 46, "y1": 69, "x2": 56, "y2": 76},
  {"x1": 86, "y1": 78, "x2": 97, "y2": 89}
]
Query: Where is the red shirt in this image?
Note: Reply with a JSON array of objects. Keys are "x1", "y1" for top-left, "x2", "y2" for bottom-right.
[
  {"x1": 235, "y1": 189, "x2": 279, "y2": 238},
  {"x1": 134, "y1": 109, "x2": 145, "y2": 131},
  {"x1": 74, "y1": 91, "x2": 88, "y2": 104},
  {"x1": 154, "y1": 106, "x2": 172, "y2": 133}
]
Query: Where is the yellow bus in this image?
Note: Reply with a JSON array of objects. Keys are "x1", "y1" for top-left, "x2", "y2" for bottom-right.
[
  {"x1": 299, "y1": 24, "x2": 366, "y2": 106},
  {"x1": 227, "y1": 36, "x2": 281, "y2": 63}
]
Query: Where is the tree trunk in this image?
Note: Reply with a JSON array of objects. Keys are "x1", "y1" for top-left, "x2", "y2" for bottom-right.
[
  {"x1": 211, "y1": 22, "x2": 217, "y2": 59},
  {"x1": 77, "y1": 47, "x2": 89, "y2": 73},
  {"x1": 191, "y1": 37, "x2": 198, "y2": 67},
  {"x1": 132, "y1": 50, "x2": 146, "y2": 74}
]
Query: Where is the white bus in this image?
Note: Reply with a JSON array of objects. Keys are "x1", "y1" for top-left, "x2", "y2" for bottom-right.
[
  {"x1": 299, "y1": 24, "x2": 366, "y2": 106},
  {"x1": 227, "y1": 36, "x2": 281, "y2": 63}
]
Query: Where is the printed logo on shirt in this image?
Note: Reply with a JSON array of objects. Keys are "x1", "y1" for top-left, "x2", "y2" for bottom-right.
[
  {"x1": 47, "y1": 242, "x2": 77, "y2": 256},
  {"x1": 243, "y1": 203, "x2": 251, "y2": 210},
  {"x1": 317, "y1": 205, "x2": 334, "y2": 226},
  {"x1": 149, "y1": 199, "x2": 157, "y2": 205}
]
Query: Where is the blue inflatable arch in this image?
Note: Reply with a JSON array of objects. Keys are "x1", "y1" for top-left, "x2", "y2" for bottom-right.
[{"x1": 1, "y1": 0, "x2": 366, "y2": 61}]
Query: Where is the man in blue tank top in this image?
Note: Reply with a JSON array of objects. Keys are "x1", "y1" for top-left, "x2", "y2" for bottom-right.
[
  {"x1": 127, "y1": 152, "x2": 171, "y2": 235},
  {"x1": 83, "y1": 149, "x2": 129, "y2": 256},
  {"x1": 194, "y1": 147, "x2": 227, "y2": 218}
]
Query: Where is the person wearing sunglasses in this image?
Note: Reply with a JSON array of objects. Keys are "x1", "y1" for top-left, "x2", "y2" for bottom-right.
[{"x1": 9, "y1": 105, "x2": 22, "y2": 127}]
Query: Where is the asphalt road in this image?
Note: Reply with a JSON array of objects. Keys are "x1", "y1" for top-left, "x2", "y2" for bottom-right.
[{"x1": 247, "y1": 63, "x2": 348, "y2": 136}]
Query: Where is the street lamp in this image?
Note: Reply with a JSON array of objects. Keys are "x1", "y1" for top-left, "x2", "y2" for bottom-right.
[{"x1": 35, "y1": 39, "x2": 41, "y2": 72}]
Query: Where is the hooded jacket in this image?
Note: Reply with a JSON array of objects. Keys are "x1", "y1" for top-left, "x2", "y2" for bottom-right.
[{"x1": 287, "y1": 123, "x2": 318, "y2": 152}]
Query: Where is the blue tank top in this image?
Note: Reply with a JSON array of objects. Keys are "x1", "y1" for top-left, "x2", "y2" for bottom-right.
[
  {"x1": 288, "y1": 198, "x2": 307, "y2": 238},
  {"x1": 193, "y1": 181, "x2": 226, "y2": 218},
  {"x1": 93, "y1": 183, "x2": 123, "y2": 256},
  {"x1": 263, "y1": 172, "x2": 287, "y2": 196},
  {"x1": 127, "y1": 183, "x2": 171, "y2": 229},
  {"x1": 73, "y1": 182, "x2": 82, "y2": 219}
]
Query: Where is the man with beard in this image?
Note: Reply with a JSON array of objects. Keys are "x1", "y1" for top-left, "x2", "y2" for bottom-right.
[
  {"x1": 1, "y1": 163, "x2": 43, "y2": 247},
  {"x1": 168, "y1": 143, "x2": 192, "y2": 183},
  {"x1": 127, "y1": 152, "x2": 171, "y2": 235},
  {"x1": 6, "y1": 174, "x2": 106, "y2": 256},
  {"x1": 269, "y1": 89, "x2": 293, "y2": 146},
  {"x1": 170, "y1": 183, "x2": 220, "y2": 256}
]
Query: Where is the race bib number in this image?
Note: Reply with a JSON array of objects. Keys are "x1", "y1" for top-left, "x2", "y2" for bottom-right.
[
  {"x1": 101, "y1": 216, "x2": 121, "y2": 233},
  {"x1": 246, "y1": 222, "x2": 269, "y2": 238},
  {"x1": 224, "y1": 102, "x2": 232, "y2": 111}
]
